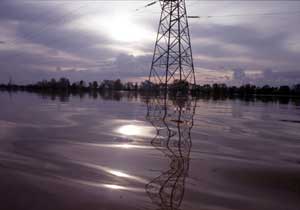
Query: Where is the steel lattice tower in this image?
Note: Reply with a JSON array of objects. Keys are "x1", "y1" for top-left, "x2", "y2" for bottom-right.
[{"x1": 149, "y1": 0, "x2": 196, "y2": 86}]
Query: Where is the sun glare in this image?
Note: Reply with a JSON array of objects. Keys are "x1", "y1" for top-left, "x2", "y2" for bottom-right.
[
  {"x1": 114, "y1": 121, "x2": 155, "y2": 137},
  {"x1": 103, "y1": 184, "x2": 126, "y2": 190},
  {"x1": 117, "y1": 125, "x2": 143, "y2": 136},
  {"x1": 103, "y1": 13, "x2": 151, "y2": 42},
  {"x1": 74, "y1": 12, "x2": 152, "y2": 43}
]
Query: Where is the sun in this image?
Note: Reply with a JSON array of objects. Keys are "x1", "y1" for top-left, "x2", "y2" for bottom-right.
[
  {"x1": 78, "y1": 12, "x2": 151, "y2": 43},
  {"x1": 103, "y1": 13, "x2": 148, "y2": 43}
]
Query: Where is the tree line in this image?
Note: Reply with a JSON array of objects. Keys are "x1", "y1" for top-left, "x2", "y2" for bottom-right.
[
  {"x1": 0, "y1": 78, "x2": 138, "y2": 92},
  {"x1": 0, "y1": 77, "x2": 300, "y2": 97}
]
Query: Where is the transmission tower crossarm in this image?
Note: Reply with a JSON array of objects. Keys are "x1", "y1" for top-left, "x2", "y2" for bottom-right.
[{"x1": 187, "y1": 16, "x2": 200, "y2": 19}]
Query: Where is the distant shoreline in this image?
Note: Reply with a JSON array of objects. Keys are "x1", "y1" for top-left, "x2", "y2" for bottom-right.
[
  {"x1": 1, "y1": 78, "x2": 300, "y2": 98},
  {"x1": 1, "y1": 87, "x2": 300, "y2": 106}
]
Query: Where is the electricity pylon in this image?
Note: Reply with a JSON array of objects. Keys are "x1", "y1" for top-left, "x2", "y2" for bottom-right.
[{"x1": 149, "y1": 0, "x2": 196, "y2": 87}]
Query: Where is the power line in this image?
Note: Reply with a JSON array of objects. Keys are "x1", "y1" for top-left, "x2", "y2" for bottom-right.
[
  {"x1": 135, "y1": 1, "x2": 158, "y2": 12},
  {"x1": 188, "y1": 11, "x2": 300, "y2": 19},
  {"x1": 1, "y1": 4, "x2": 299, "y2": 50}
]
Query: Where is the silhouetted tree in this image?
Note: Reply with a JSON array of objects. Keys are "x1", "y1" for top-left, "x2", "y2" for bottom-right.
[
  {"x1": 58, "y1": 77, "x2": 70, "y2": 90},
  {"x1": 278, "y1": 85, "x2": 290, "y2": 95},
  {"x1": 169, "y1": 80, "x2": 189, "y2": 93},
  {"x1": 292, "y1": 84, "x2": 300, "y2": 96},
  {"x1": 1, "y1": 77, "x2": 300, "y2": 100},
  {"x1": 92, "y1": 81, "x2": 98, "y2": 90},
  {"x1": 140, "y1": 80, "x2": 156, "y2": 91},
  {"x1": 113, "y1": 79, "x2": 123, "y2": 90},
  {"x1": 100, "y1": 80, "x2": 114, "y2": 90}
]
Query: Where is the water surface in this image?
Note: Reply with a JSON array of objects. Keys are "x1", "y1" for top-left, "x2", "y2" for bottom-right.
[{"x1": 0, "y1": 92, "x2": 300, "y2": 210}]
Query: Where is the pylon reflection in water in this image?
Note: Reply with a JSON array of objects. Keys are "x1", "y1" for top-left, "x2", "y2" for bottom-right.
[{"x1": 146, "y1": 95, "x2": 196, "y2": 210}]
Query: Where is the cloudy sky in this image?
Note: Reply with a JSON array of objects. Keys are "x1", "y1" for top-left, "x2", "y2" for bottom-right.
[{"x1": 0, "y1": 0, "x2": 300, "y2": 85}]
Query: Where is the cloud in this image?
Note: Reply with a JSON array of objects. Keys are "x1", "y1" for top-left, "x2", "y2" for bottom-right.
[
  {"x1": 233, "y1": 68, "x2": 246, "y2": 81},
  {"x1": 0, "y1": 1, "x2": 81, "y2": 24},
  {"x1": 192, "y1": 23, "x2": 300, "y2": 70},
  {"x1": 0, "y1": 1, "x2": 299, "y2": 85},
  {"x1": 226, "y1": 68, "x2": 300, "y2": 87}
]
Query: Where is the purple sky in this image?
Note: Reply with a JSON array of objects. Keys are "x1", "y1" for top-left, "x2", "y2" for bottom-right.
[{"x1": 0, "y1": 0, "x2": 300, "y2": 86}]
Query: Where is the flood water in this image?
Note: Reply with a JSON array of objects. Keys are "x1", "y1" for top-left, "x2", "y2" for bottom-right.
[{"x1": 0, "y1": 91, "x2": 300, "y2": 210}]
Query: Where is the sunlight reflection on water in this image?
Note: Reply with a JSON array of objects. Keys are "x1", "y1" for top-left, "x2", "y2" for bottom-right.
[
  {"x1": 73, "y1": 161, "x2": 148, "y2": 184},
  {"x1": 0, "y1": 92, "x2": 300, "y2": 210},
  {"x1": 117, "y1": 125, "x2": 144, "y2": 136},
  {"x1": 58, "y1": 176, "x2": 145, "y2": 192},
  {"x1": 85, "y1": 143, "x2": 153, "y2": 150},
  {"x1": 115, "y1": 122, "x2": 155, "y2": 138}
]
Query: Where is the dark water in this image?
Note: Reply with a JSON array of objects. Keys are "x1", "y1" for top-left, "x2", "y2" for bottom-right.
[{"x1": 0, "y1": 92, "x2": 300, "y2": 210}]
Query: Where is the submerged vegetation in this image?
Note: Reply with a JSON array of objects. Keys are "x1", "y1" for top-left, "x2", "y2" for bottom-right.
[{"x1": 1, "y1": 77, "x2": 300, "y2": 98}]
